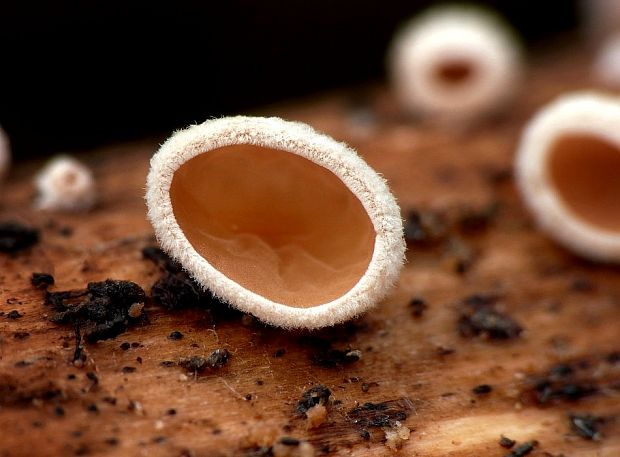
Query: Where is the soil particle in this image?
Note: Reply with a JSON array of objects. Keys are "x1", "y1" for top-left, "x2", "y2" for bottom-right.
[
  {"x1": 522, "y1": 356, "x2": 614, "y2": 405},
  {"x1": 347, "y1": 398, "x2": 412, "y2": 430},
  {"x1": 312, "y1": 348, "x2": 361, "y2": 367},
  {"x1": 0, "y1": 221, "x2": 39, "y2": 253},
  {"x1": 179, "y1": 348, "x2": 231, "y2": 373},
  {"x1": 31, "y1": 272, "x2": 55, "y2": 288},
  {"x1": 409, "y1": 297, "x2": 428, "y2": 318},
  {"x1": 472, "y1": 384, "x2": 493, "y2": 395},
  {"x1": 499, "y1": 435, "x2": 516, "y2": 448},
  {"x1": 458, "y1": 295, "x2": 522, "y2": 340},
  {"x1": 46, "y1": 279, "x2": 146, "y2": 343},
  {"x1": 7, "y1": 310, "x2": 23, "y2": 319},
  {"x1": 504, "y1": 440, "x2": 537, "y2": 457},
  {"x1": 297, "y1": 385, "x2": 331, "y2": 414},
  {"x1": 403, "y1": 210, "x2": 447, "y2": 245},
  {"x1": 169, "y1": 331, "x2": 184, "y2": 340},
  {"x1": 569, "y1": 413, "x2": 603, "y2": 440}
]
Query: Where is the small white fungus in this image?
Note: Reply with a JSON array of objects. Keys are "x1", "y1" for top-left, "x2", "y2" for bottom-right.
[
  {"x1": 388, "y1": 5, "x2": 523, "y2": 124},
  {"x1": 515, "y1": 92, "x2": 620, "y2": 262},
  {"x1": 34, "y1": 155, "x2": 97, "y2": 211},
  {"x1": 593, "y1": 32, "x2": 620, "y2": 88}
]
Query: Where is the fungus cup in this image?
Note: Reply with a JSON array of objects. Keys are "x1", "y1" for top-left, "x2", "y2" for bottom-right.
[
  {"x1": 516, "y1": 93, "x2": 620, "y2": 262},
  {"x1": 35, "y1": 155, "x2": 97, "y2": 211},
  {"x1": 388, "y1": 5, "x2": 522, "y2": 123},
  {"x1": 146, "y1": 116, "x2": 405, "y2": 328}
]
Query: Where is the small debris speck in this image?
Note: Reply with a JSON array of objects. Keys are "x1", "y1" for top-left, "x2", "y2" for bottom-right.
[
  {"x1": 499, "y1": 435, "x2": 516, "y2": 448},
  {"x1": 0, "y1": 221, "x2": 40, "y2": 253},
  {"x1": 169, "y1": 331, "x2": 184, "y2": 340},
  {"x1": 504, "y1": 440, "x2": 537, "y2": 457},
  {"x1": 7, "y1": 310, "x2": 23, "y2": 319},
  {"x1": 472, "y1": 384, "x2": 492, "y2": 395},
  {"x1": 569, "y1": 413, "x2": 603, "y2": 441},
  {"x1": 31, "y1": 272, "x2": 55, "y2": 288}
]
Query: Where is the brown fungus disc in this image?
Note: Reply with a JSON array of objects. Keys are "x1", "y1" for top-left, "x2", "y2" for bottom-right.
[
  {"x1": 516, "y1": 93, "x2": 620, "y2": 262},
  {"x1": 146, "y1": 116, "x2": 404, "y2": 328}
]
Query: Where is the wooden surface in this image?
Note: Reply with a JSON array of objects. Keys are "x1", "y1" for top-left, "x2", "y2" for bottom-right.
[{"x1": 1, "y1": 48, "x2": 619, "y2": 457}]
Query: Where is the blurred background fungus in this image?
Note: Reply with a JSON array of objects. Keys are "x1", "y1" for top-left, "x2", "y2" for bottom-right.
[{"x1": 0, "y1": 0, "x2": 581, "y2": 159}]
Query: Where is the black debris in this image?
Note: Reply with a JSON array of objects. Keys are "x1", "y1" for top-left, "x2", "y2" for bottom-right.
[
  {"x1": 46, "y1": 279, "x2": 146, "y2": 343},
  {"x1": 168, "y1": 331, "x2": 183, "y2": 340},
  {"x1": 73, "y1": 323, "x2": 84, "y2": 363},
  {"x1": 166, "y1": 409, "x2": 177, "y2": 415},
  {"x1": 499, "y1": 436, "x2": 516, "y2": 449},
  {"x1": 409, "y1": 297, "x2": 428, "y2": 318},
  {"x1": 120, "y1": 342, "x2": 131, "y2": 351},
  {"x1": 0, "y1": 221, "x2": 39, "y2": 253},
  {"x1": 458, "y1": 296, "x2": 522, "y2": 340},
  {"x1": 279, "y1": 437, "x2": 300, "y2": 446},
  {"x1": 403, "y1": 210, "x2": 447, "y2": 245},
  {"x1": 86, "y1": 372, "x2": 99, "y2": 385},
  {"x1": 472, "y1": 384, "x2": 493, "y2": 395},
  {"x1": 13, "y1": 332, "x2": 30, "y2": 340},
  {"x1": 312, "y1": 348, "x2": 361, "y2": 367},
  {"x1": 122, "y1": 366, "x2": 136, "y2": 374},
  {"x1": 296, "y1": 385, "x2": 331, "y2": 414},
  {"x1": 206, "y1": 348, "x2": 230, "y2": 368},
  {"x1": 160, "y1": 361, "x2": 175, "y2": 368},
  {"x1": 31, "y1": 272, "x2": 55, "y2": 288},
  {"x1": 86, "y1": 403, "x2": 99, "y2": 413},
  {"x1": 569, "y1": 413, "x2": 603, "y2": 441},
  {"x1": 54, "y1": 406, "x2": 65, "y2": 417},
  {"x1": 274, "y1": 348, "x2": 286, "y2": 357},
  {"x1": 150, "y1": 271, "x2": 205, "y2": 310},
  {"x1": 142, "y1": 246, "x2": 182, "y2": 273},
  {"x1": 504, "y1": 440, "x2": 537, "y2": 457},
  {"x1": 180, "y1": 348, "x2": 231, "y2": 373},
  {"x1": 347, "y1": 399, "x2": 411, "y2": 429},
  {"x1": 7, "y1": 310, "x2": 22, "y2": 319}
]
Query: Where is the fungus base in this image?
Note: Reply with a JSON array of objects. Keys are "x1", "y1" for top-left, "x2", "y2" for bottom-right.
[{"x1": 170, "y1": 144, "x2": 376, "y2": 308}]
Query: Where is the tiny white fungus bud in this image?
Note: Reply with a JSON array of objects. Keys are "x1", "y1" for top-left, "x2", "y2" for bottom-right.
[
  {"x1": 593, "y1": 32, "x2": 620, "y2": 88},
  {"x1": 388, "y1": 5, "x2": 523, "y2": 124},
  {"x1": 516, "y1": 92, "x2": 620, "y2": 262},
  {"x1": 34, "y1": 155, "x2": 97, "y2": 211}
]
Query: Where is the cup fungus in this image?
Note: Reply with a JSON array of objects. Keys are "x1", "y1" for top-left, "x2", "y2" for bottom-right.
[
  {"x1": 35, "y1": 155, "x2": 97, "y2": 211},
  {"x1": 388, "y1": 6, "x2": 522, "y2": 123},
  {"x1": 516, "y1": 93, "x2": 620, "y2": 262},
  {"x1": 146, "y1": 116, "x2": 405, "y2": 328}
]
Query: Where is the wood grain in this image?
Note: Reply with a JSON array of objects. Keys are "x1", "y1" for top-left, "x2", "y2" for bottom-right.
[{"x1": 1, "y1": 48, "x2": 619, "y2": 457}]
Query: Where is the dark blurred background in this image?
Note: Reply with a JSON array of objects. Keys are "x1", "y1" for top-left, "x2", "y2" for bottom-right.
[{"x1": 0, "y1": 0, "x2": 579, "y2": 159}]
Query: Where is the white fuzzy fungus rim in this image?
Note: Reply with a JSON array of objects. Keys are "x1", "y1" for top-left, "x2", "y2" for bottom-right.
[
  {"x1": 146, "y1": 116, "x2": 405, "y2": 329},
  {"x1": 35, "y1": 155, "x2": 97, "y2": 211},
  {"x1": 0, "y1": 126, "x2": 10, "y2": 181},
  {"x1": 516, "y1": 92, "x2": 620, "y2": 262},
  {"x1": 593, "y1": 32, "x2": 620, "y2": 87},
  {"x1": 388, "y1": 6, "x2": 522, "y2": 122}
]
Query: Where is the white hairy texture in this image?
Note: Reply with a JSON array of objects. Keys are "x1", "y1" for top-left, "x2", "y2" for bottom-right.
[
  {"x1": 146, "y1": 116, "x2": 405, "y2": 329},
  {"x1": 593, "y1": 33, "x2": 620, "y2": 87},
  {"x1": 388, "y1": 6, "x2": 522, "y2": 123},
  {"x1": 515, "y1": 92, "x2": 620, "y2": 262},
  {"x1": 0, "y1": 126, "x2": 10, "y2": 181},
  {"x1": 35, "y1": 155, "x2": 97, "y2": 211}
]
